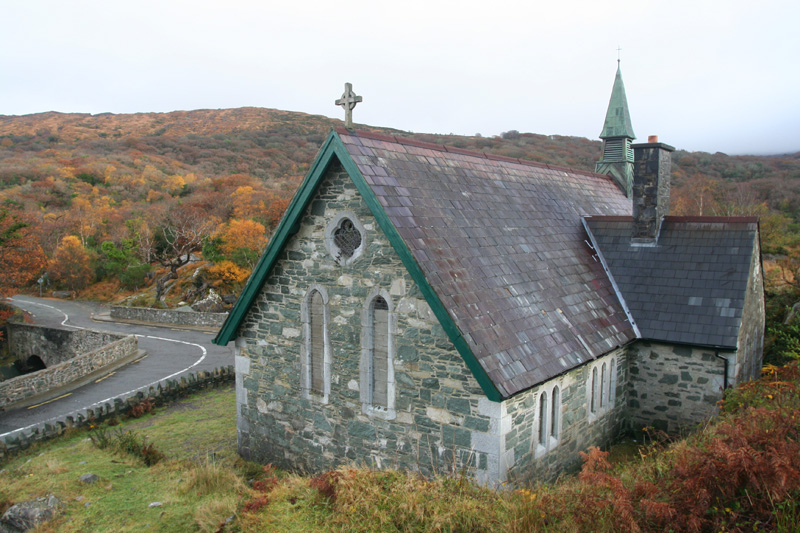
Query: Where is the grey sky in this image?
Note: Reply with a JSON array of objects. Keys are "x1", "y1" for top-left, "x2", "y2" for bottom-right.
[{"x1": 2, "y1": 0, "x2": 798, "y2": 155}]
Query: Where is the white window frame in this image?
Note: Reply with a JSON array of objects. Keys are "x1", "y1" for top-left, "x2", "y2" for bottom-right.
[
  {"x1": 360, "y1": 288, "x2": 396, "y2": 420},
  {"x1": 301, "y1": 285, "x2": 331, "y2": 403},
  {"x1": 587, "y1": 356, "x2": 617, "y2": 423},
  {"x1": 533, "y1": 381, "x2": 562, "y2": 458}
]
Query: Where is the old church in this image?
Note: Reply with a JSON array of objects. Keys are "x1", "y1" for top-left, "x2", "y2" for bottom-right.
[{"x1": 213, "y1": 67, "x2": 765, "y2": 484}]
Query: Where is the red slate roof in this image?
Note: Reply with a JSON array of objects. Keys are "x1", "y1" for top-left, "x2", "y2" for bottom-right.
[{"x1": 338, "y1": 129, "x2": 636, "y2": 397}]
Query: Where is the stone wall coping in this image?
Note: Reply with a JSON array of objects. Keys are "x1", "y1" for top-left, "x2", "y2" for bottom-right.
[
  {"x1": 110, "y1": 306, "x2": 228, "y2": 328},
  {"x1": 0, "y1": 366, "x2": 235, "y2": 461}
]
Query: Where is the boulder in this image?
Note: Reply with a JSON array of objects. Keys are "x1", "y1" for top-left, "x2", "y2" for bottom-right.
[
  {"x1": 191, "y1": 289, "x2": 224, "y2": 312},
  {"x1": 0, "y1": 494, "x2": 60, "y2": 532}
]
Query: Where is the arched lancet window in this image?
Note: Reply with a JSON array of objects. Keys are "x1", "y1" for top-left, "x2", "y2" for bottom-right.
[
  {"x1": 538, "y1": 391, "x2": 548, "y2": 447},
  {"x1": 534, "y1": 382, "x2": 562, "y2": 458},
  {"x1": 550, "y1": 385, "x2": 560, "y2": 440},
  {"x1": 600, "y1": 363, "x2": 607, "y2": 408},
  {"x1": 607, "y1": 358, "x2": 615, "y2": 404},
  {"x1": 302, "y1": 286, "x2": 330, "y2": 402},
  {"x1": 588, "y1": 356, "x2": 617, "y2": 423},
  {"x1": 371, "y1": 296, "x2": 390, "y2": 408},
  {"x1": 360, "y1": 290, "x2": 395, "y2": 419},
  {"x1": 309, "y1": 290, "x2": 325, "y2": 394}
]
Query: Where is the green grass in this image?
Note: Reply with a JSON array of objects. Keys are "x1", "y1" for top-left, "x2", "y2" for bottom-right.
[
  {"x1": 2, "y1": 366, "x2": 799, "y2": 532},
  {"x1": 0, "y1": 386, "x2": 242, "y2": 532}
]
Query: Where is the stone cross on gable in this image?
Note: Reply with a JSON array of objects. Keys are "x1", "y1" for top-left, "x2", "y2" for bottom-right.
[{"x1": 335, "y1": 82, "x2": 362, "y2": 129}]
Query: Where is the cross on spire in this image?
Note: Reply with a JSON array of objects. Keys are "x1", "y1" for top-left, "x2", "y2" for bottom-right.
[
  {"x1": 335, "y1": 82, "x2": 362, "y2": 129},
  {"x1": 617, "y1": 46, "x2": 622, "y2": 63}
]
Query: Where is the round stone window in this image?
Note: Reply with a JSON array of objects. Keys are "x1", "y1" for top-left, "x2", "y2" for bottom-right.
[{"x1": 325, "y1": 212, "x2": 366, "y2": 265}]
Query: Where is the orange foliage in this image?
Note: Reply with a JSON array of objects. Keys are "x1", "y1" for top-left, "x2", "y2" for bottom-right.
[
  {"x1": 264, "y1": 195, "x2": 290, "y2": 227},
  {"x1": 48, "y1": 235, "x2": 94, "y2": 292},
  {"x1": 206, "y1": 260, "x2": 250, "y2": 287},
  {"x1": 219, "y1": 219, "x2": 267, "y2": 257},
  {"x1": 0, "y1": 207, "x2": 47, "y2": 298}
]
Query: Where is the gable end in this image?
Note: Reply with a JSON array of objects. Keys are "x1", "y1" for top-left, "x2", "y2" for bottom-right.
[{"x1": 214, "y1": 131, "x2": 503, "y2": 401}]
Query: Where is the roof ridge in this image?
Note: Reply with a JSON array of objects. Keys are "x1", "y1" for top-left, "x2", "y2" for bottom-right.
[
  {"x1": 588, "y1": 215, "x2": 759, "y2": 224},
  {"x1": 336, "y1": 127, "x2": 617, "y2": 184},
  {"x1": 664, "y1": 216, "x2": 759, "y2": 223}
]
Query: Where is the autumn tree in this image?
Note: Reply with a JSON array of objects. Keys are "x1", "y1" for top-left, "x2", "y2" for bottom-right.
[
  {"x1": 0, "y1": 207, "x2": 47, "y2": 338},
  {"x1": 151, "y1": 205, "x2": 219, "y2": 303},
  {"x1": 218, "y1": 218, "x2": 268, "y2": 270},
  {"x1": 48, "y1": 235, "x2": 94, "y2": 292}
]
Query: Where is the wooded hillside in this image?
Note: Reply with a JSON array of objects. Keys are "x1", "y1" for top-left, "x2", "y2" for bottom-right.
[{"x1": 2, "y1": 107, "x2": 800, "y2": 360}]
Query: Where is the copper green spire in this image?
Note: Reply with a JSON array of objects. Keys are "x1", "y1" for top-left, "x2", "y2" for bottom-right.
[
  {"x1": 600, "y1": 62, "x2": 636, "y2": 140},
  {"x1": 596, "y1": 61, "x2": 636, "y2": 197}
]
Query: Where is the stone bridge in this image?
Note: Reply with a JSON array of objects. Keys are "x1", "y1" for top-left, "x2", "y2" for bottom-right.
[{"x1": 1, "y1": 322, "x2": 139, "y2": 410}]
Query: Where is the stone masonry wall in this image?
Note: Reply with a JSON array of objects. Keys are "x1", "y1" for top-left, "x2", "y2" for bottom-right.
[
  {"x1": 627, "y1": 340, "x2": 728, "y2": 433},
  {"x1": 506, "y1": 348, "x2": 627, "y2": 483},
  {"x1": 1, "y1": 366, "x2": 234, "y2": 462},
  {"x1": 236, "y1": 164, "x2": 509, "y2": 482},
  {"x1": 733, "y1": 240, "x2": 765, "y2": 384},
  {"x1": 111, "y1": 306, "x2": 227, "y2": 327},
  {"x1": 7, "y1": 322, "x2": 124, "y2": 368},
  {"x1": 0, "y1": 329, "x2": 137, "y2": 409}
]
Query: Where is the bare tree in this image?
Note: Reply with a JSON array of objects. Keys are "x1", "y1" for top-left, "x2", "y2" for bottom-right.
[{"x1": 151, "y1": 205, "x2": 218, "y2": 304}]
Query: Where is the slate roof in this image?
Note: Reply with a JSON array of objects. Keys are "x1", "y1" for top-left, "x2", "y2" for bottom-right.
[
  {"x1": 338, "y1": 129, "x2": 636, "y2": 397},
  {"x1": 584, "y1": 216, "x2": 759, "y2": 348}
]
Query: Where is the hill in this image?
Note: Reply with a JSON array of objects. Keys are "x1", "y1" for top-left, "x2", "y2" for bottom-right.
[{"x1": 2, "y1": 107, "x2": 800, "y2": 364}]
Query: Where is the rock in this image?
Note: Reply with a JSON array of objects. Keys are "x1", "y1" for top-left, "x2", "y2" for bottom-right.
[
  {"x1": 51, "y1": 291, "x2": 74, "y2": 299},
  {"x1": 79, "y1": 473, "x2": 98, "y2": 484},
  {"x1": 191, "y1": 288, "x2": 223, "y2": 312},
  {"x1": 1, "y1": 494, "x2": 60, "y2": 531},
  {"x1": 148, "y1": 502, "x2": 162, "y2": 508},
  {"x1": 222, "y1": 294, "x2": 238, "y2": 305}
]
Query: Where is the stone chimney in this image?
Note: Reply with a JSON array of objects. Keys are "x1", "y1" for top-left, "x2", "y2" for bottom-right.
[{"x1": 631, "y1": 136, "x2": 675, "y2": 244}]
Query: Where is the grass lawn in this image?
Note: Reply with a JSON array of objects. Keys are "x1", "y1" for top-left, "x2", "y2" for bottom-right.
[{"x1": 1, "y1": 364, "x2": 799, "y2": 532}]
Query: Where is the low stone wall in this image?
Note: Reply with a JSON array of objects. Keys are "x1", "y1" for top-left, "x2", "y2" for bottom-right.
[
  {"x1": 111, "y1": 306, "x2": 227, "y2": 328},
  {"x1": 0, "y1": 333, "x2": 138, "y2": 410},
  {"x1": 7, "y1": 322, "x2": 124, "y2": 368},
  {"x1": 0, "y1": 366, "x2": 235, "y2": 461}
]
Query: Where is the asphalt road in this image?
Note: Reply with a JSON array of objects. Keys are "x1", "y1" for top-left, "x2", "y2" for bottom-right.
[{"x1": 0, "y1": 295, "x2": 234, "y2": 440}]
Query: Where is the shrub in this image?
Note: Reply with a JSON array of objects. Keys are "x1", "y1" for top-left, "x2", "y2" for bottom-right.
[
  {"x1": 127, "y1": 397, "x2": 155, "y2": 419},
  {"x1": 89, "y1": 427, "x2": 165, "y2": 466}
]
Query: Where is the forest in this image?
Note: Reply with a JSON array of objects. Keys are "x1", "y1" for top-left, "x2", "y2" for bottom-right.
[{"x1": 1, "y1": 107, "x2": 800, "y2": 361}]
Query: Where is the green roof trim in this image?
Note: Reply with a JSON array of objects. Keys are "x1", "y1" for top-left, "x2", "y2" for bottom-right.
[
  {"x1": 213, "y1": 130, "x2": 503, "y2": 402},
  {"x1": 212, "y1": 132, "x2": 342, "y2": 347},
  {"x1": 600, "y1": 64, "x2": 636, "y2": 140}
]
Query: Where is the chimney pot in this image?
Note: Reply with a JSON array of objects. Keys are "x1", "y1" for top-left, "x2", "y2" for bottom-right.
[{"x1": 648, "y1": 135, "x2": 658, "y2": 143}]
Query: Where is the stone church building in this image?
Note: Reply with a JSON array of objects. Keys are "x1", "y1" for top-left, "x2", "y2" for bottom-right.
[{"x1": 213, "y1": 67, "x2": 764, "y2": 485}]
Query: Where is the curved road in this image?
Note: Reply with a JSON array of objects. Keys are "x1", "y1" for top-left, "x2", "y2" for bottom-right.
[{"x1": 0, "y1": 296, "x2": 233, "y2": 439}]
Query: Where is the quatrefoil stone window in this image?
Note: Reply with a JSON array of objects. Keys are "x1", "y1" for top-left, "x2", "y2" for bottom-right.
[
  {"x1": 325, "y1": 212, "x2": 366, "y2": 265},
  {"x1": 333, "y1": 219, "x2": 362, "y2": 259}
]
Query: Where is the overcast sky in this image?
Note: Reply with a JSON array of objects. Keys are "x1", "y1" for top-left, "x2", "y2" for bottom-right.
[{"x1": 2, "y1": 0, "x2": 798, "y2": 155}]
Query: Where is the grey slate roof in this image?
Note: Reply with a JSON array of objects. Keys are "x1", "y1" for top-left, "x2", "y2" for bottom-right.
[
  {"x1": 339, "y1": 130, "x2": 636, "y2": 397},
  {"x1": 584, "y1": 216, "x2": 759, "y2": 348}
]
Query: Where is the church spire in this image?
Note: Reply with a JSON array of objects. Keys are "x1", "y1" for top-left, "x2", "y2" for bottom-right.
[
  {"x1": 600, "y1": 62, "x2": 636, "y2": 140},
  {"x1": 596, "y1": 61, "x2": 636, "y2": 197}
]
